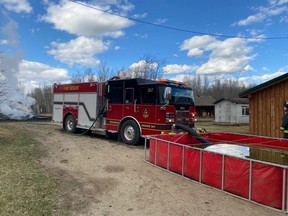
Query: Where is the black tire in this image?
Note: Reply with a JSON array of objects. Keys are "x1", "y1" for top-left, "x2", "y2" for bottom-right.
[
  {"x1": 64, "y1": 114, "x2": 77, "y2": 133},
  {"x1": 120, "y1": 120, "x2": 141, "y2": 145}
]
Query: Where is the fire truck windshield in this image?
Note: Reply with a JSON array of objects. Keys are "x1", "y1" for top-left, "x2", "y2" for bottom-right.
[{"x1": 159, "y1": 86, "x2": 195, "y2": 105}]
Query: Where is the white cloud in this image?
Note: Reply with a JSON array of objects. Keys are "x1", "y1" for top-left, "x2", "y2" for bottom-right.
[
  {"x1": 280, "y1": 15, "x2": 288, "y2": 22},
  {"x1": 42, "y1": 0, "x2": 133, "y2": 37},
  {"x1": 48, "y1": 36, "x2": 109, "y2": 66},
  {"x1": 125, "y1": 60, "x2": 159, "y2": 78},
  {"x1": 134, "y1": 33, "x2": 148, "y2": 38},
  {"x1": 154, "y1": 18, "x2": 168, "y2": 25},
  {"x1": 243, "y1": 65, "x2": 255, "y2": 72},
  {"x1": 0, "y1": 0, "x2": 32, "y2": 13},
  {"x1": 180, "y1": 35, "x2": 218, "y2": 52},
  {"x1": 17, "y1": 60, "x2": 70, "y2": 92},
  {"x1": 278, "y1": 0, "x2": 288, "y2": 5},
  {"x1": 0, "y1": 39, "x2": 8, "y2": 45},
  {"x1": 239, "y1": 71, "x2": 287, "y2": 85},
  {"x1": 114, "y1": 45, "x2": 121, "y2": 50},
  {"x1": 187, "y1": 48, "x2": 204, "y2": 57},
  {"x1": 163, "y1": 64, "x2": 197, "y2": 74},
  {"x1": 236, "y1": 14, "x2": 266, "y2": 26},
  {"x1": 169, "y1": 74, "x2": 189, "y2": 83},
  {"x1": 41, "y1": 0, "x2": 135, "y2": 67},
  {"x1": 264, "y1": 5, "x2": 288, "y2": 15},
  {"x1": 132, "y1": 12, "x2": 147, "y2": 19},
  {"x1": 246, "y1": 29, "x2": 266, "y2": 41},
  {"x1": 180, "y1": 36, "x2": 256, "y2": 75},
  {"x1": 129, "y1": 60, "x2": 158, "y2": 70},
  {"x1": 279, "y1": 65, "x2": 288, "y2": 71},
  {"x1": 233, "y1": 1, "x2": 288, "y2": 26},
  {"x1": 262, "y1": 66, "x2": 269, "y2": 71},
  {"x1": 1, "y1": 19, "x2": 19, "y2": 47}
]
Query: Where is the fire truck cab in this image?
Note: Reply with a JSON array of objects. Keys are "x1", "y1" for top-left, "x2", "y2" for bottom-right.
[{"x1": 53, "y1": 78, "x2": 197, "y2": 145}]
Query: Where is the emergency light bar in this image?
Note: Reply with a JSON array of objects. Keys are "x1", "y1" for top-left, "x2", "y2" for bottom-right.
[{"x1": 158, "y1": 78, "x2": 187, "y2": 86}]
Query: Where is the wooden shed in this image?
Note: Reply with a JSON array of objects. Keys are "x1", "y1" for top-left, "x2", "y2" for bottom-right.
[
  {"x1": 195, "y1": 95, "x2": 215, "y2": 118},
  {"x1": 239, "y1": 73, "x2": 288, "y2": 138}
]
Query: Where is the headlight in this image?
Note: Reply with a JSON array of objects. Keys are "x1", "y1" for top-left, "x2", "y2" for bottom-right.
[
  {"x1": 166, "y1": 118, "x2": 175, "y2": 123},
  {"x1": 190, "y1": 112, "x2": 197, "y2": 121},
  {"x1": 166, "y1": 112, "x2": 175, "y2": 123}
]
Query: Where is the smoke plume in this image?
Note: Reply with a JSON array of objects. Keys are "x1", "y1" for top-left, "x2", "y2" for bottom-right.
[
  {"x1": 0, "y1": 16, "x2": 35, "y2": 120},
  {"x1": 0, "y1": 54, "x2": 35, "y2": 119}
]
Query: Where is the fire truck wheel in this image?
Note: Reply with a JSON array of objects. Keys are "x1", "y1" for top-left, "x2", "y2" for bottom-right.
[
  {"x1": 64, "y1": 114, "x2": 77, "y2": 133},
  {"x1": 120, "y1": 120, "x2": 141, "y2": 145}
]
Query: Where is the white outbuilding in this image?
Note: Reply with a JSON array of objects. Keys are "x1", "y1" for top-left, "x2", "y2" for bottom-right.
[{"x1": 214, "y1": 97, "x2": 249, "y2": 125}]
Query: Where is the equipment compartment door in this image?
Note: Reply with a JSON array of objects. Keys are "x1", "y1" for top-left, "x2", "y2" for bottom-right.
[{"x1": 53, "y1": 93, "x2": 63, "y2": 123}]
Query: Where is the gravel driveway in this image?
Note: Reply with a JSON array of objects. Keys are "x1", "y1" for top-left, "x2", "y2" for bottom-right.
[{"x1": 14, "y1": 122, "x2": 283, "y2": 216}]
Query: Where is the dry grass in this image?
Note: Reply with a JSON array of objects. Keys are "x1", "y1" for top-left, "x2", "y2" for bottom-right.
[
  {"x1": 195, "y1": 118, "x2": 249, "y2": 134},
  {"x1": 0, "y1": 128, "x2": 13, "y2": 136},
  {"x1": 0, "y1": 123, "x2": 58, "y2": 216}
]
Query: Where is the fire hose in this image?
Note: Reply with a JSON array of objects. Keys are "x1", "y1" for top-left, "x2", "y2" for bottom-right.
[
  {"x1": 60, "y1": 99, "x2": 108, "y2": 136},
  {"x1": 77, "y1": 99, "x2": 108, "y2": 135},
  {"x1": 173, "y1": 124, "x2": 212, "y2": 145}
]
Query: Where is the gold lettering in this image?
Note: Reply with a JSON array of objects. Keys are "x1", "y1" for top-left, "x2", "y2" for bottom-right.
[
  {"x1": 141, "y1": 124, "x2": 151, "y2": 128},
  {"x1": 108, "y1": 121, "x2": 119, "y2": 124},
  {"x1": 63, "y1": 86, "x2": 80, "y2": 91},
  {"x1": 70, "y1": 86, "x2": 79, "y2": 90}
]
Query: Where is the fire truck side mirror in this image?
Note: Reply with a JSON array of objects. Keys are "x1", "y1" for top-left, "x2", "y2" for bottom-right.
[{"x1": 164, "y1": 87, "x2": 172, "y2": 101}]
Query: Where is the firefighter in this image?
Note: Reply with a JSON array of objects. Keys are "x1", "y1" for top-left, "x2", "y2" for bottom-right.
[{"x1": 280, "y1": 101, "x2": 288, "y2": 138}]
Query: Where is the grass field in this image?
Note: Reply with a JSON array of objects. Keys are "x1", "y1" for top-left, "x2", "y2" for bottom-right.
[
  {"x1": 195, "y1": 118, "x2": 249, "y2": 134},
  {"x1": 0, "y1": 123, "x2": 58, "y2": 216}
]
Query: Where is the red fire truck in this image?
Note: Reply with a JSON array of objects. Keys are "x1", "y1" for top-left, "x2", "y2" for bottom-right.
[{"x1": 52, "y1": 77, "x2": 197, "y2": 145}]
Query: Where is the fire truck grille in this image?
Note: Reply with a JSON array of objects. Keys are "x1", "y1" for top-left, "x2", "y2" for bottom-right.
[{"x1": 176, "y1": 111, "x2": 189, "y2": 124}]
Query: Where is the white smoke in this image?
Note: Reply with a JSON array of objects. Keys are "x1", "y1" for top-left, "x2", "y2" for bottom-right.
[
  {"x1": 0, "y1": 14, "x2": 35, "y2": 119},
  {"x1": 0, "y1": 54, "x2": 35, "y2": 119}
]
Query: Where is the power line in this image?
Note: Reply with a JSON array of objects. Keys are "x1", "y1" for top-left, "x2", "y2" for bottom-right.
[{"x1": 68, "y1": 0, "x2": 288, "y2": 40}]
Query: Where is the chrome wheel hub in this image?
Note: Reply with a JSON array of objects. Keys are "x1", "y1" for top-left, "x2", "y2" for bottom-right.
[{"x1": 124, "y1": 125, "x2": 135, "y2": 141}]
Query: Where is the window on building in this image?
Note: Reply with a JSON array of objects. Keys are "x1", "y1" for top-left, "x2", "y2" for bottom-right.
[{"x1": 242, "y1": 107, "x2": 249, "y2": 116}]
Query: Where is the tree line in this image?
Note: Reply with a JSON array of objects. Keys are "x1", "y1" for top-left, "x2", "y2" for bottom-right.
[
  {"x1": 28, "y1": 54, "x2": 252, "y2": 114},
  {"x1": 184, "y1": 74, "x2": 252, "y2": 99}
]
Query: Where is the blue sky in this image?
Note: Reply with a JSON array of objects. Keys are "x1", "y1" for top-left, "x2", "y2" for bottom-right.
[{"x1": 1, "y1": 0, "x2": 288, "y2": 92}]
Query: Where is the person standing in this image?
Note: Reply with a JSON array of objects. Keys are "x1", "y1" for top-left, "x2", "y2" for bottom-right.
[{"x1": 280, "y1": 101, "x2": 288, "y2": 138}]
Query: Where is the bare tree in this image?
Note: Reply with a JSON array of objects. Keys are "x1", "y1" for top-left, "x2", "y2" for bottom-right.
[
  {"x1": 139, "y1": 53, "x2": 166, "y2": 79},
  {"x1": 207, "y1": 78, "x2": 252, "y2": 100},
  {"x1": 116, "y1": 67, "x2": 130, "y2": 78},
  {"x1": 29, "y1": 85, "x2": 53, "y2": 114},
  {"x1": 185, "y1": 74, "x2": 209, "y2": 96},
  {"x1": 85, "y1": 68, "x2": 96, "y2": 82},
  {"x1": 0, "y1": 53, "x2": 6, "y2": 97},
  {"x1": 43, "y1": 85, "x2": 53, "y2": 113},
  {"x1": 184, "y1": 74, "x2": 252, "y2": 100},
  {"x1": 71, "y1": 68, "x2": 96, "y2": 83},
  {"x1": 71, "y1": 70, "x2": 84, "y2": 83},
  {"x1": 118, "y1": 53, "x2": 166, "y2": 79},
  {"x1": 96, "y1": 61, "x2": 112, "y2": 81}
]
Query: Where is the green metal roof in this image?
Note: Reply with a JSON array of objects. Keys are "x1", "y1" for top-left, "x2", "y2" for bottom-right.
[{"x1": 239, "y1": 73, "x2": 288, "y2": 98}]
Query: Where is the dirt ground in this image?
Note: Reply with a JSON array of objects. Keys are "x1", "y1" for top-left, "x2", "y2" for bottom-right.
[{"x1": 11, "y1": 121, "x2": 284, "y2": 216}]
